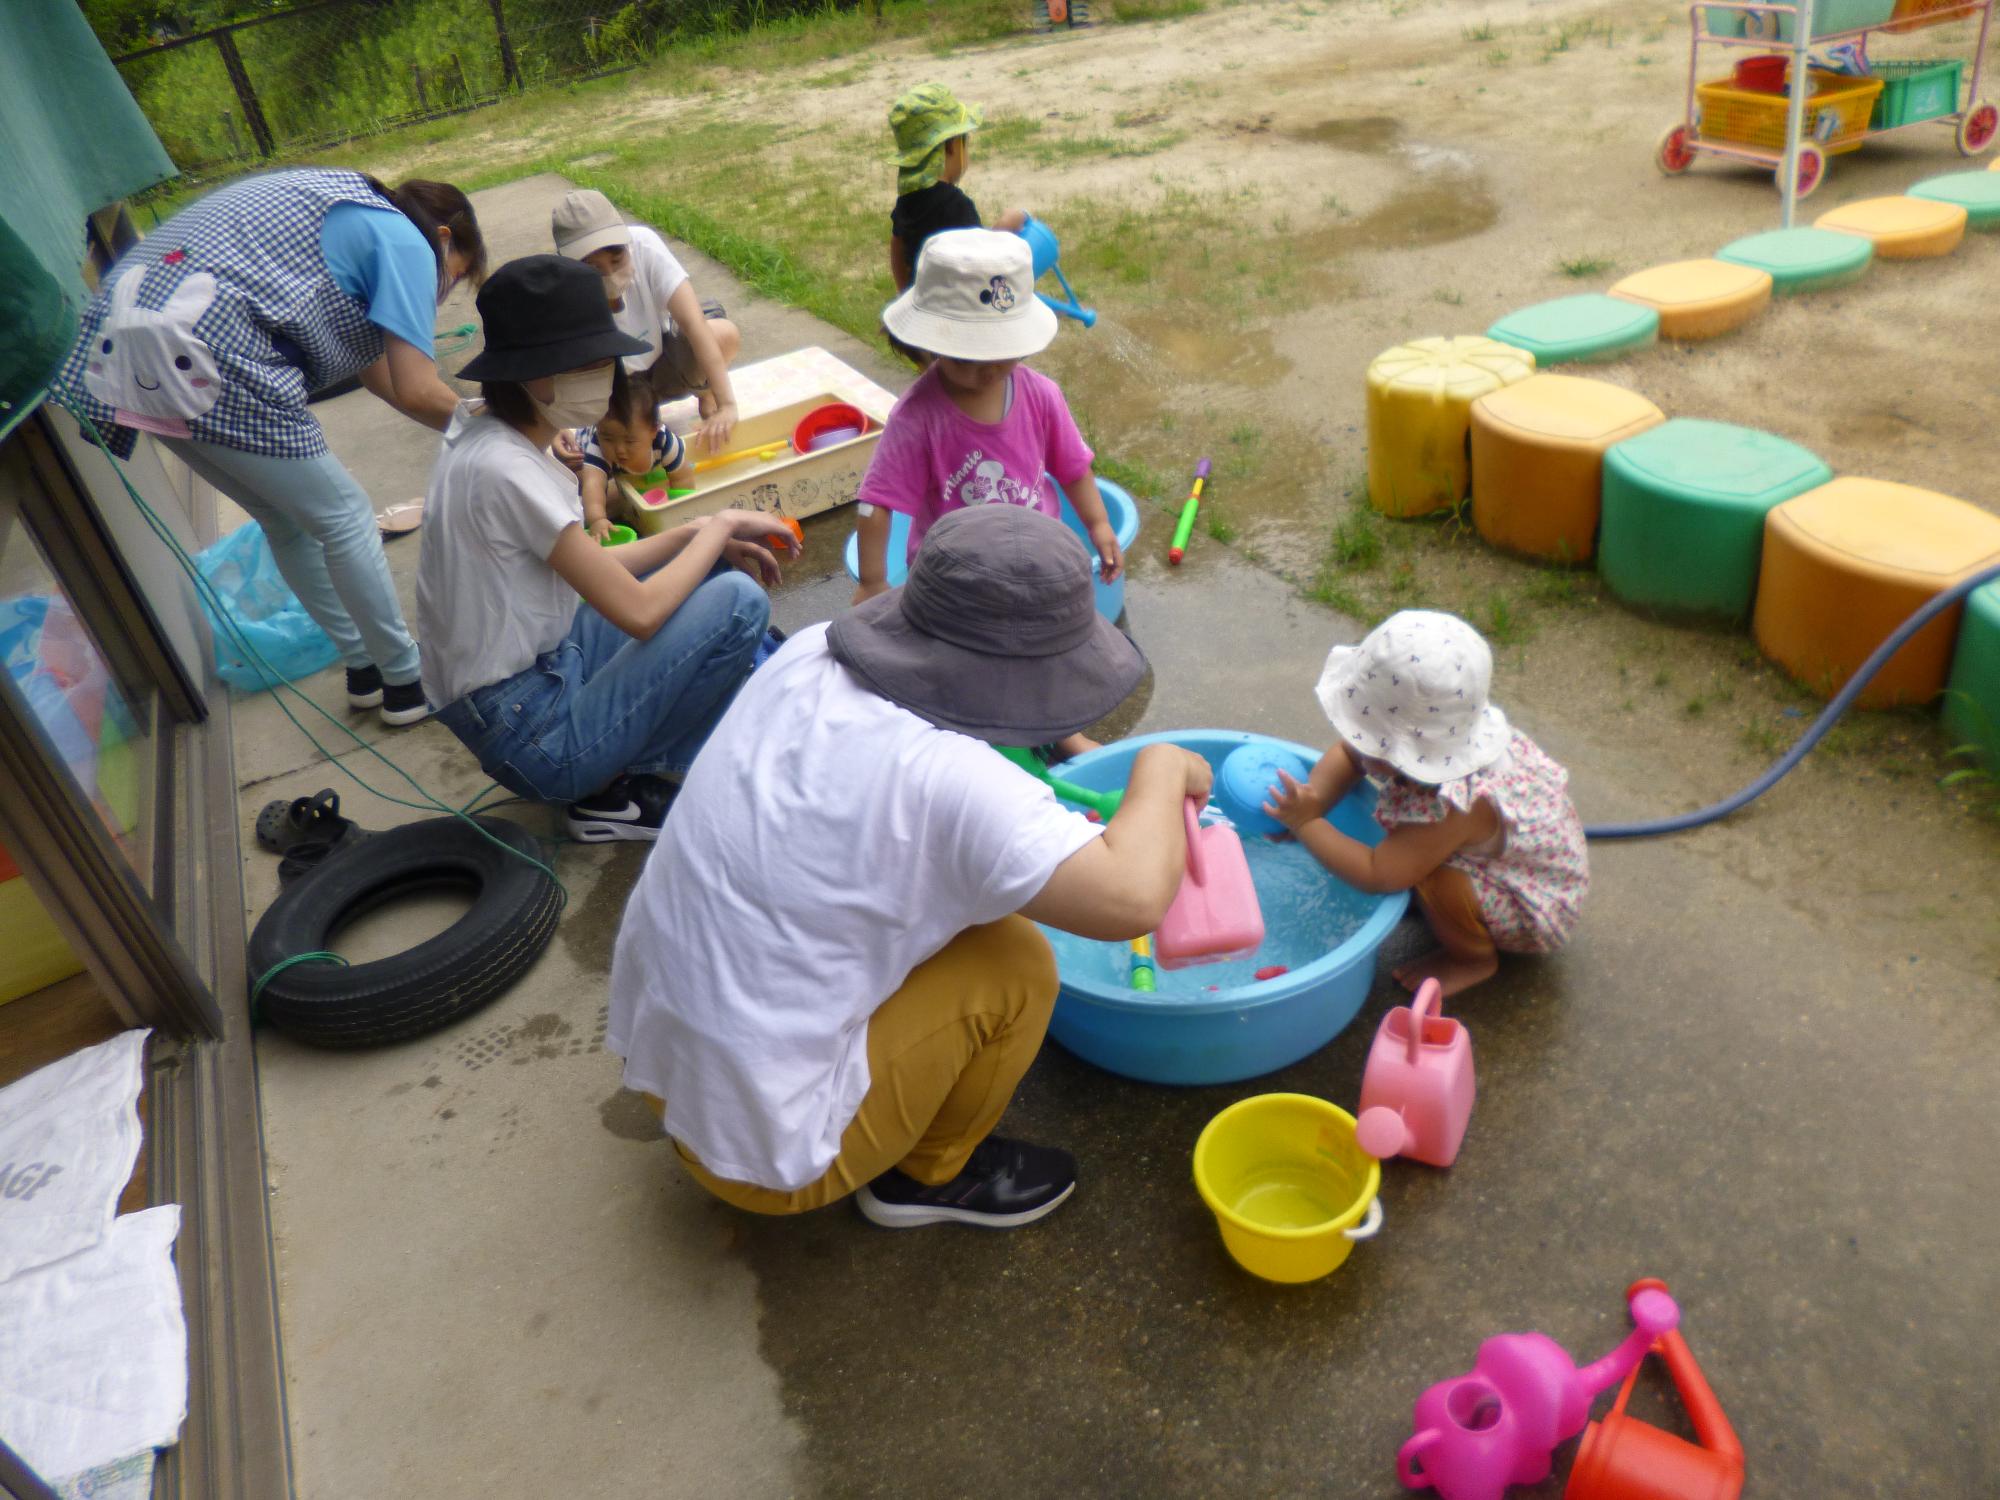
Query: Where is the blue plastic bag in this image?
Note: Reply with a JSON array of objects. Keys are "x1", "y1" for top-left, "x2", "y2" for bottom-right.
[{"x1": 194, "y1": 522, "x2": 340, "y2": 692}]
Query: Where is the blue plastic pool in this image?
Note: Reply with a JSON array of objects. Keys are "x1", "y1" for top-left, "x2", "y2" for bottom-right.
[
  {"x1": 1040, "y1": 730, "x2": 1408, "y2": 1086},
  {"x1": 842, "y1": 477, "x2": 1141, "y2": 621}
]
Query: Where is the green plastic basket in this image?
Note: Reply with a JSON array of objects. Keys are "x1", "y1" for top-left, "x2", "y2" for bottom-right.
[{"x1": 1870, "y1": 59, "x2": 1964, "y2": 129}]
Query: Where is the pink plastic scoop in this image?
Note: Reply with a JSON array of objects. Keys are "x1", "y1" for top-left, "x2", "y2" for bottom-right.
[{"x1": 1155, "y1": 800, "x2": 1265, "y2": 969}]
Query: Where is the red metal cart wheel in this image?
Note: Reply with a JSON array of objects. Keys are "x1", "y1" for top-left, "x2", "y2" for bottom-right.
[
  {"x1": 1958, "y1": 101, "x2": 1998, "y2": 157},
  {"x1": 1779, "y1": 143, "x2": 1825, "y2": 199},
  {"x1": 1655, "y1": 123, "x2": 1697, "y2": 175}
]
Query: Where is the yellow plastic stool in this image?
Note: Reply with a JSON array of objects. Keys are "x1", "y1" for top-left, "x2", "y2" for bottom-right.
[
  {"x1": 1366, "y1": 337, "x2": 1536, "y2": 518},
  {"x1": 1753, "y1": 478, "x2": 2000, "y2": 708},
  {"x1": 1814, "y1": 196, "x2": 1969, "y2": 258},
  {"x1": 1470, "y1": 374, "x2": 1664, "y2": 562},
  {"x1": 1608, "y1": 259, "x2": 1774, "y2": 340}
]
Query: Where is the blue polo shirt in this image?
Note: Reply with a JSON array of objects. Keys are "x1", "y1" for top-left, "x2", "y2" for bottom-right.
[{"x1": 319, "y1": 203, "x2": 437, "y2": 355}]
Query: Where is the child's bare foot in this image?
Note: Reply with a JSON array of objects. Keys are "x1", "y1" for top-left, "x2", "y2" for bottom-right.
[{"x1": 1393, "y1": 948, "x2": 1499, "y2": 999}]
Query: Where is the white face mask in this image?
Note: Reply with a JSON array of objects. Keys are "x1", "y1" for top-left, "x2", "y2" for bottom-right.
[
  {"x1": 600, "y1": 266, "x2": 634, "y2": 302},
  {"x1": 531, "y1": 365, "x2": 616, "y2": 429}
]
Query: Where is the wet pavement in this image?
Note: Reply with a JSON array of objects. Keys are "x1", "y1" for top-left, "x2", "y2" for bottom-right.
[{"x1": 242, "y1": 174, "x2": 1998, "y2": 1499}]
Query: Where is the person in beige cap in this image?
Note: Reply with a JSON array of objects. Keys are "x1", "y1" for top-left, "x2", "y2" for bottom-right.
[{"x1": 550, "y1": 188, "x2": 742, "y2": 453}]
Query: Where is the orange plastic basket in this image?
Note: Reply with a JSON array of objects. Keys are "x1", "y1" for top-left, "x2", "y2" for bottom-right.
[{"x1": 1696, "y1": 69, "x2": 1886, "y2": 154}]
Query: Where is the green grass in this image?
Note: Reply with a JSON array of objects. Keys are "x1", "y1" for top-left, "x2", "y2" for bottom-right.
[
  {"x1": 1113, "y1": 0, "x2": 1209, "y2": 19},
  {"x1": 1462, "y1": 20, "x2": 1497, "y2": 41},
  {"x1": 1481, "y1": 592, "x2": 1530, "y2": 646},
  {"x1": 1327, "y1": 509, "x2": 1384, "y2": 571},
  {"x1": 1524, "y1": 568, "x2": 1596, "y2": 609},
  {"x1": 1557, "y1": 254, "x2": 1616, "y2": 278}
]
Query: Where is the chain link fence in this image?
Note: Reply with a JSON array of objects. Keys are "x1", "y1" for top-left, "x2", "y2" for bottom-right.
[{"x1": 110, "y1": 0, "x2": 857, "y2": 176}]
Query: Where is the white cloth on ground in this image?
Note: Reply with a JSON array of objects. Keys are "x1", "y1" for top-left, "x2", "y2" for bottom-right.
[
  {"x1": 608, "y1": 624, "x2": 1100, "y2": 1193},
  {"x1": 0, "y1": 1029, "x2": 147, "y2": 1282},
  {"x1": 0, "y1": 1206, "x2": 187, "y2": 1480}
]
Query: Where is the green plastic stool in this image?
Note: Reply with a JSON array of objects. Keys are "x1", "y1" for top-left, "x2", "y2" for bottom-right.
[
  {"x1": 1600, "y1": 419, "x2": 1832, "y2": 619},
  {"x1": 1486, "y1": 295, "x2": 1660, "y2": 365},
  {"x1": 1717, "y1": 227, "x2": 1875, "y2": 294},
  {"x1": 1907, "y1": 172, "x2": 2000, "y2": 230},
  {"x1": 1943, "y1": 578, "x2": 2000, "y2": 773}
]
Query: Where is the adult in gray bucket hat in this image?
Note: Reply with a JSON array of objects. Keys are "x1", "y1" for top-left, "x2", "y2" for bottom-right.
[{"x1": 609, "y1": 506, "x2": 1211, "y2": 1230}]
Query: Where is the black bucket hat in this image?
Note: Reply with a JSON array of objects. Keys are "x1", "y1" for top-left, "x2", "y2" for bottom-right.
[
  {"x1": 828, "y1": 506, "x2": 1146, "y2": 744},
  {"x1": 457, "y1": 254, "x2": 650, "y2": 383}
]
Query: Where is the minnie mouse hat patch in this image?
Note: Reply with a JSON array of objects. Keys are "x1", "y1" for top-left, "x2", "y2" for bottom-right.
[{"x1": 882, "y1": 227, "x2": 1058, "y2": 363}]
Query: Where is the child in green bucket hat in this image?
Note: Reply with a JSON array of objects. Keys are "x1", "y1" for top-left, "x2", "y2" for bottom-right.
[{"x1": 887, "y1": 83, "x2": 1027, "y2": 294}]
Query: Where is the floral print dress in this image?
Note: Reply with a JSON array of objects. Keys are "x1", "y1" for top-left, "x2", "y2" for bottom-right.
[{"x1": 1371, "y1": 731, "x2": 1588, "y2": 954}]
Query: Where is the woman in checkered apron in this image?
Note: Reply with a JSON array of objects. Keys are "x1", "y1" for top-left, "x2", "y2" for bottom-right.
[{"x1": 54, "y1": 169, "x2": 486, "y2": 726}]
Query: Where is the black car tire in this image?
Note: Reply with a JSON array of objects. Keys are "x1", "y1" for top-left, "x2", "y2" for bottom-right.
[{"x1": 247, "y1": 815, "x2": 560, "y2": 1048}]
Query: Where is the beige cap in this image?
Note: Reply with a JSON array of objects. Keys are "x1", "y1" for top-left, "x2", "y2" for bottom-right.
[{"x1": 551, "y1": 189, "x2": 631, "y2": 260}]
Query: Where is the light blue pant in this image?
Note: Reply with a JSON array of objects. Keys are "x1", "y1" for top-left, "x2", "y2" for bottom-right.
[
  {"x1": 165, "y1": 438, "x2": 420, "y2": 685},
  {"x1": 432, "y1": 564, "x2": 769, "y2": 804}
]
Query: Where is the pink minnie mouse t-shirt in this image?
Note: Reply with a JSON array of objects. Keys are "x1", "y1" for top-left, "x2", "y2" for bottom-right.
[{"x1": 856, "y1": 363, "x2": 1095, "y2": 562}]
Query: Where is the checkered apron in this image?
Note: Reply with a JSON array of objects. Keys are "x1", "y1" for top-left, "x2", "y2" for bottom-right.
[{"x1": 54, "y1": 170, "x2": 405, "y2": 459}]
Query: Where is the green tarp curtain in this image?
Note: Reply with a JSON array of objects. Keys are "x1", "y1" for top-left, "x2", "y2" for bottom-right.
[{"x1": 0, "y1": 0, "x2": 176, "y2": 416}]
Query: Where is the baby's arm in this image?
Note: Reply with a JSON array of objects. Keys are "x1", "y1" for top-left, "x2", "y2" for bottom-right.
[
  {"x1": 852, "y1": 508, "x2": 895, "y2": 605},
  {"x1": 1063, "y1": 470, "x2": 1123, "y2": 583},
  {"x1": 579, "y1": 466, "x2": 615, "y2": 543},
  {"x1": 1266, "y1": 772, "x2": 1499, "y2": 895}
]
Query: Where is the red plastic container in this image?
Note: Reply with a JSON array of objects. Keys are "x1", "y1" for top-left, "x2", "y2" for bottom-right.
[
  {"x1": 1733, "y1": 54, "x2": 1788, "y2": 93},
  {"x1": 791, "y1": 402, "x2": 870, "y2": 454},
  {"x1": 1563, "y1": 1278, "x2": 1745, "y2": 1500}
]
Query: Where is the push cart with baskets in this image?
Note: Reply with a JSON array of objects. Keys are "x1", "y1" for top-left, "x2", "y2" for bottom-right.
[{"x1": 1657, "y1": 0, "x2": 1996, "y2": 216}]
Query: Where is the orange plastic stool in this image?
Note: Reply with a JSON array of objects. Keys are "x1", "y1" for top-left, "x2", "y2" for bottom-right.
[
  {"x1": 1367, "y1": 337, "x2": 1536, "y2": 518},
  {"x1": 1608, "y1": 259, "x2": 1773, "y2": 340},
  {"x1": 1564, "y1": 1278, "x2": 1744, "y2": 1500},
  {"x1": 1470, "y1": 374, "x2": 1664, "y2": 561},
  {"x1": 1814, "y1": 195, "x2": 1969, "y2": 258},
  {"x1": 1754, "y1": 478, "x2": 2000, "y2": 707}
]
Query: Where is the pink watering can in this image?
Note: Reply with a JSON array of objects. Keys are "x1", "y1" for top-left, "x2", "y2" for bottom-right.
[
  {"x1": 1356, "y1": 979, "x2": 1475, "y2": 1168},
  {"x1": 1398, "y1": 1284, "x2": 1681, "y2": 1500},
  {"x1": 1155, "y1": 800, "x2": 1264, "y2": 969}
]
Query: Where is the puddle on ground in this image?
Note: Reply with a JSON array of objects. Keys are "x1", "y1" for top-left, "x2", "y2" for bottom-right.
[
  {"x1": 598, "y1": 1088, "x2": 666, "y2": 1142},
  {"x1": 1118, "y1": 312, "x2": 1293, "y2": 389},
  {"x1": 1288, "y1": 115, "x2": 1402, "y2": 153},
  {"x1": 1312, "y1": 175, "x2": 1501, "y2": 255}
]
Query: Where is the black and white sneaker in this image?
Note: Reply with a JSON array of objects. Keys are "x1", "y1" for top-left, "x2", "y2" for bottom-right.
[
  {"x1": 345, "y1": 665, "x2": 384, "y2": 709},
  {"x1": 565, "y1": 774, "x2": 678, "y2": 843},
  {"x1": 855, "y1": 1136, "x2": 1077, "y2": 1230},
  {"x1": 379, "y1": 679, "x2": 429, "y2": 727}
]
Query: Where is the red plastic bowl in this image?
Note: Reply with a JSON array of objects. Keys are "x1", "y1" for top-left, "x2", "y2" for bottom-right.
[
  {"x1": 792, "y1": 403, "x2": 870, "y2": 454},
  {"x1": 1734, "y1": 54, "x2": 1788, "y2": 93}
]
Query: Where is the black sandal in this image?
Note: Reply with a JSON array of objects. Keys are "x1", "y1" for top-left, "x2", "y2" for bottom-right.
[{"x1": 254, "y1": 788, "x2": 367, "y2": 857}]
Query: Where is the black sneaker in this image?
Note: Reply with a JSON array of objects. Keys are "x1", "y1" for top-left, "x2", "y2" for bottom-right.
[
  {"x1": 379, "y1": 679, "x2": 430, "y2": 727},
  {"x1": 855, "y1": 1136, "x2": 1076, "y2": 1230},
  {"x1": 565, "y1": 773, "x2": 678, "y2": 843},
  {"x1": 345, "y1": 665, "x2": 383, "y2": 709}
]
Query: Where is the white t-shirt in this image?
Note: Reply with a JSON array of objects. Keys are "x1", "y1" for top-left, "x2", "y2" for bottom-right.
[
  {"x1": 612, "y1": 224, "x2": 691, "y2": 374},
  {"x1": 607, "y1": 625, "x2": 1101, "y2": 1192},
  {"x1": 416, "y1": 403, "x2": 584, "y2": 707}
]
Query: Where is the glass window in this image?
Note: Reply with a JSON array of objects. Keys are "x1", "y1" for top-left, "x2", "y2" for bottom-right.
[{"x1": 0, "y1": 462, "x2": 159, "y2": 892}]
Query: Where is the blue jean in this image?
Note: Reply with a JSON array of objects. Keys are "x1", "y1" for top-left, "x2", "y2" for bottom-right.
[
  {"x1": 165, "y1": 437, "x2": 420, "y2": 685},
  {"x1": 433, "y1": 565, "x2": 768, "y2": 803}
]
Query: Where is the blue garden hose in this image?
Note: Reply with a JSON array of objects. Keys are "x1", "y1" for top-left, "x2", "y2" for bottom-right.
[{"x1": 1584, "y1": 561, "x2": 2000, "y2": 840}]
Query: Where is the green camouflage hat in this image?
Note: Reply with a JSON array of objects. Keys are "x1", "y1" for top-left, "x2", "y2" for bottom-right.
[{"x1": 889, "y1": 83, "x2": 982, "y2": 193}]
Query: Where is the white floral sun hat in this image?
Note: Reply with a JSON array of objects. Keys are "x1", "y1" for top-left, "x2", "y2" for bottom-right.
[{"x1": 1314, "y1": 610, "x2": 1511, "y2": 784}]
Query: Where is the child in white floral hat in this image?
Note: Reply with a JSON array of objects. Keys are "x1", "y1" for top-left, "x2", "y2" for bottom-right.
[{"x1": 1262, "y1": 609, "x2": 1588, "y2": 998}]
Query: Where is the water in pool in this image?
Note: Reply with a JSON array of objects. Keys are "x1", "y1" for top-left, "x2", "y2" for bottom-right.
[{"x1": 1045, "y1": 831, "x2": 1377, "y2": 999}]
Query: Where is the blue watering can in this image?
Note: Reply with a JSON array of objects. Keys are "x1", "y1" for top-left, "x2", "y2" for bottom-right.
[{"x1": 1017, "y1": 216, "x2": 1097, "y2": 328}]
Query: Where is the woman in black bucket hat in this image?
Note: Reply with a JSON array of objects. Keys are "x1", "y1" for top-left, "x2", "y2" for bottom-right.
[{"x1": 416, "y1": 254, "x2": 798, "y2": 842}]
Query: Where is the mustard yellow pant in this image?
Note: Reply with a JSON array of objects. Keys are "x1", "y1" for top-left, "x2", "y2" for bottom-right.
[{"x1": 660, "y1": 916, "x2": 1059, "y2": 1215}]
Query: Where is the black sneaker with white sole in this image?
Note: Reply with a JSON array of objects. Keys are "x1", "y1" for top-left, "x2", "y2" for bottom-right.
[
  {"x1": 855, "y1": 1136, "x2": 1076, "y2": 1230},
  {"x1": 379, "y1": 679, "x2": 430, "y2": 726},
  {"x1": 345, "y1": 665, "x2": 384, "y2": 709},
  {"x1": 565, "y1": 773, "x2": 678, "y2": 843}
]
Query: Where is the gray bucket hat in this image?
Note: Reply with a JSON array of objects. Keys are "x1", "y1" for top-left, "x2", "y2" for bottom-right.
[{"x1": 828, "y1": 506, "x2": 1145, "y2": 744}]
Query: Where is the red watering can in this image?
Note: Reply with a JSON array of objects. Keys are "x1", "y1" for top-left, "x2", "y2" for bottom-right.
[{"x1": 1563, "y1": 1278, "x2": 1744, "y2": 1500}]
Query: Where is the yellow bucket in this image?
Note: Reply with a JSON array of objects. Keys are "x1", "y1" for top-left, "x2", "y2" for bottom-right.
[{"x1": 1192, "y1": 1093, "x2": 1384, "y2": 1284}]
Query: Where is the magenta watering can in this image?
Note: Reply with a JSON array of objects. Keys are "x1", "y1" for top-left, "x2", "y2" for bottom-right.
[
  {"x1": 1356, "y1": 979, "x2": 1475, "y2": 1168},
  {"x1": 1397, "y1": 1284, "x2": 1682, "y2": 1500}
]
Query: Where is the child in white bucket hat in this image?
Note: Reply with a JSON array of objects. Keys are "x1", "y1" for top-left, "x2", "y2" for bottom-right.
[
  {"x1": 1261, "y1": 610, "x2": 1588, "y2": 998},
  {"x1": 854, "y1": 229, "x2": 1123, "y2": 637}
]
